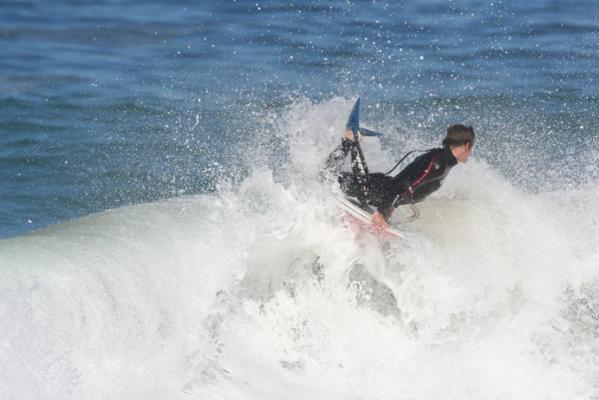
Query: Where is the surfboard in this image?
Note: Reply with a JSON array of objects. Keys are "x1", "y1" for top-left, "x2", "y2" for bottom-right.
[{"x1": 339, "y1": 197, "x2": 405, "y2": 239}]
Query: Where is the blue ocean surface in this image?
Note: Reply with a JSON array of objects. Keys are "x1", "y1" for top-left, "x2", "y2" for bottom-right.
[{"x1": 1, "y1": 0, "x2": 598, "y2": 237}]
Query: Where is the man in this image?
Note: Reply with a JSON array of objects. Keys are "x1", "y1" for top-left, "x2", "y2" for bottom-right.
[{"x1": 325, "y1": 124, "x2": 475, "y2": 230}]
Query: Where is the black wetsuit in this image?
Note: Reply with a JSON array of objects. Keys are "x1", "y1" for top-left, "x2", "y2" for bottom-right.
[{"x1": 325, "y1": 139, "x2": 457, "y2": 219}]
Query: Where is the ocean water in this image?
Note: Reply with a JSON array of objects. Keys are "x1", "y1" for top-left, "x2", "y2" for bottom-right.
[{"x1": 1, "y1": 1, "x2": 599, "y2": 399}]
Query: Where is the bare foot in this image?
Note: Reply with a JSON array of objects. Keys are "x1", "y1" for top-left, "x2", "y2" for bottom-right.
[{"x1": 344, "y1": 129, "x2": 363, "y2": 143}]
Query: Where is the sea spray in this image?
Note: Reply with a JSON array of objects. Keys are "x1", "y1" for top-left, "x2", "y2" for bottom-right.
[{"x1": 2, "y1": 99, "x2": 598, "y2": 399}]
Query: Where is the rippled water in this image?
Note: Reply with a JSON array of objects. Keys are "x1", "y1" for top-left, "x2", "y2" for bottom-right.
[{"x1": 1, "y1": 0, "x2": 598, "y2": 237}]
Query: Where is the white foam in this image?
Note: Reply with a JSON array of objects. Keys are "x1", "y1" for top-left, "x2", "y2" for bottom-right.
[{"x1": 1, "y1": 98, "x2": 598, "y2": 399}]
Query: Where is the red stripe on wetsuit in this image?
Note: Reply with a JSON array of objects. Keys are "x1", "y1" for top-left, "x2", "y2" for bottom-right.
[{"x1": 406, "y1": 155, "x2": 440, "y2": 198}]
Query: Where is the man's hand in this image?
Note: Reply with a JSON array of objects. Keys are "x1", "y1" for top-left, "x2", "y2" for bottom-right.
[{"x1": 371, "y1": 211, "x2": 389, "y2": 230}]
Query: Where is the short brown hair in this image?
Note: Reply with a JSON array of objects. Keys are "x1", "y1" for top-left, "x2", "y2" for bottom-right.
[{"x1": 443, "y1": 124, "x2": 475, "y2": 148}]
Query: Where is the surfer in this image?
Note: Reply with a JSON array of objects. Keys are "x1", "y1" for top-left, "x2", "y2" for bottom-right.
[{"x1": 325, "y1": 124, "x2": 475, "y2": 230}]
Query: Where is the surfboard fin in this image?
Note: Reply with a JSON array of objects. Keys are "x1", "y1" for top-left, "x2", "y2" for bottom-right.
[
  {"x1": 346, "y1": 97, "x2": 361, "y2": 143},
  {"x1": 360, "y1": 128, "x2": 384, "y2": 137},
  {"x1": 346, "y1": 97, "x2": 385, "y2": 139}
]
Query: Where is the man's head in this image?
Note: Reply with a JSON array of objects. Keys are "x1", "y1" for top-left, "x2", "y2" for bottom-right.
[{"x1": 443, "y1": 124, "x2": 475, "y2": 163}]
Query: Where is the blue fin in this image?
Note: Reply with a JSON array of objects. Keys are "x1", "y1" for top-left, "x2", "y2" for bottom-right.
[
  {"x1": 346, "y1": 97, "x2": 361, "y2": 142},
  {"x1": 360, "y1": 127, "x2": 384, "y2": 137},
  {"x1": 345, "y1": 97, "x2": 384, "y2": 140}
]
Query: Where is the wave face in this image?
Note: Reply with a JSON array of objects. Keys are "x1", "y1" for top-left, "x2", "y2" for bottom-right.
[
  {"x1": 2, "y1": 0, "x2": 599, "y2": 237},
  {"x1": 1, "y1": 99, "x2": 598, "y2": 399}
]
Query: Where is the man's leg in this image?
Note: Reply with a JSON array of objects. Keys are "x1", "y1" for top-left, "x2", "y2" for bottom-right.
[
  {"x1": 324, "y1": 138, "x2": 354, "y2": 174},
  {"x1": 324, "y1": 129, "x2": 364, "y2": 174},
  {"x1": 323, "y1": 130, "x2": 371, "y2": 204}
]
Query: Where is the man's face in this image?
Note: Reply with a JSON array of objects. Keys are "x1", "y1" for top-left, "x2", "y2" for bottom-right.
[{"x1": 454, "y1": 143, "x2": 473, "y2": 163}]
